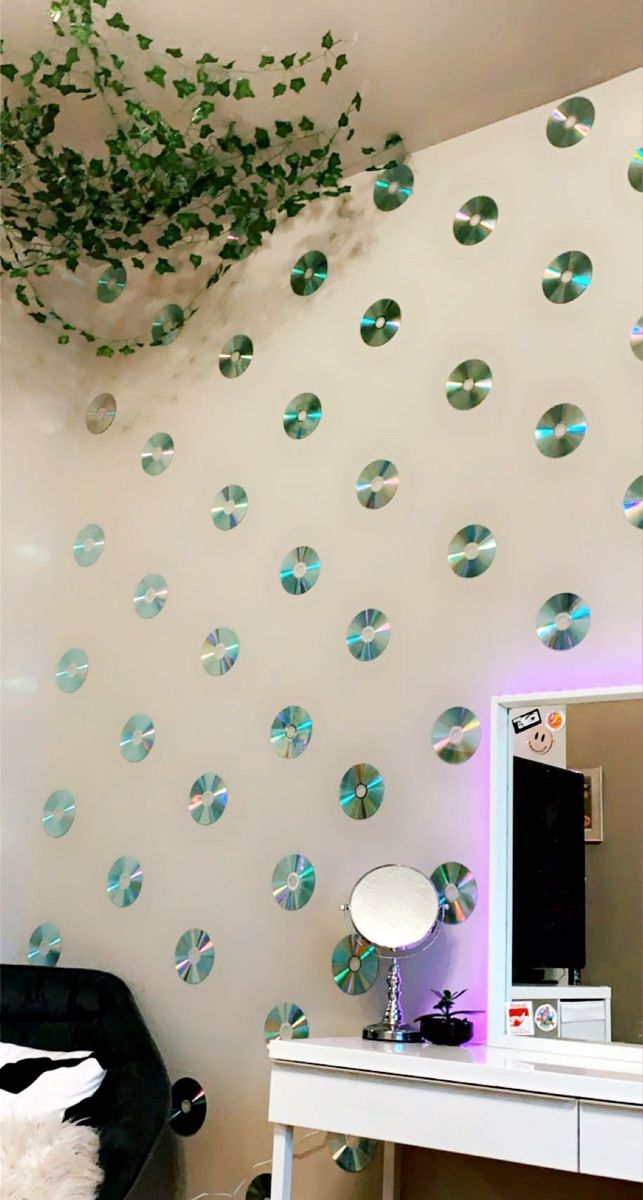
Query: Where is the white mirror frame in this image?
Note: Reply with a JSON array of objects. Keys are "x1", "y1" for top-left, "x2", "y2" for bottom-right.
[{"x1": 488, "y1": 683, "x2": 643, "y2": 1064}]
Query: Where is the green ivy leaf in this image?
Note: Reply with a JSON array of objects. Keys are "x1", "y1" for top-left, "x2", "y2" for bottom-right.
[
  {"x1": 299, "y1": 115, "x2": 314, "y2": 132},
  {"x1": 33, "y1": 263, "x2": 51, "y2": 275},
  {"x1": 144, "y1": 65, "x2": 166, "y2": 87},
  {"x1": 298, "y1": 51, "x2": 311, "y2": 65},
  {"x1": 234, "y1": 77, "x2": 254, "y2": 99},
  {"x1": 119, "y1": 345, "x2": 136, "y2": 355},
  {"x1": 93, "y1": 0, "x2": 107, "y2": 7},
  {"x1": 197, "y1": 52, "x2": 218, "y2": 64},
  {"x1": 155, "y1": 258, "x2": 175, "y2": 275},
  {"x1": 255, "y1": 126, "x2": 270, "y2": 149},
  {"x1": 15, "y1": 285, "x2": 29, "y2": 306},
  {"x1": 132, "y1": 258, "x2": 145, "y2": 269},
  {"x1": 0, "y1": 64, "x2": 18, "y2": 82},
  {"x1": 275, "y1": 120, "x2": 293, "y2": 139},
  {"x1": 335, "y1": 53, "x2": 348, "y2": 70},
  {"x1": 58, "y1": 334, "x2": 70, "y2": 344},
  {"x1": 192, "y1": 100, "x2": 215, "y2": 121},
  {"x1": 165, "y1": 47, "x2": 183, "y2": 58},
  {"x1": 272, "y1": 81, "x2": 286, "y2": 97},
  {"x1": 29, "y1": 312, "x2": 47, "y2": 323},
  {"x1": 281, "y1": 53, "x2": 296, "y2": 69},
  {"x1": 352, "y1": 91, "x2": 362, "y2": 111},
  {"x1": 321, "y1": 30, "x2": 334, "y2": 49},
  {"x1": 361, "y1": 145, "x2": 376, "y2": 155},
  {"x1": 96, "y1": 344, "x2": 115, "y2": 356},
  {"x1": 80, "y1": 331, "x2": 96, "y2": 343},
  {"x1": 321, "y1": 66, "x2": 332, "y2": 85},
  {"x1": 176, "y1": 211, "x2": 204, "y2": 231},
  {"x1": 173, "y1": 77, "x2": 197, "y2": 98},
  {"x1": 106, "y1": 12, "x2": 130, "y2": 31},
  {"x1": 384, "y1": 132, "x2": 402, "y2": 148},
  {"x1": 259, "y1": 54, "x2": 275, "y2": 67},
  {"x1": 136, "y1": 34, "x2": 153, "y2": 50},
  {"x1": 290, "y1": 77, "x2": 305, "y2": 93},
  {"x1": 189, "y1": 253, "x2": 202, "y2": 268}
]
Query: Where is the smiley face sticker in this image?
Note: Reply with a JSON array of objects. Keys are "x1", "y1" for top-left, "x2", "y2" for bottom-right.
[{"x1": 527, "y1": 727, "x2": 554, "y2": 755}]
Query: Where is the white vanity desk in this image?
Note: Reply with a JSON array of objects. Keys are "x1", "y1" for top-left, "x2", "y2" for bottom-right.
[{"x1": 268, "y1": 1036, "x2": 643, "y2": 1197}]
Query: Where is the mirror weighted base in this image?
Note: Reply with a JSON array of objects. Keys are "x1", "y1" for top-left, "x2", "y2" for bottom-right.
[{"x1": 363, "y1": 1021, "x2": 425, "y2": 1043}]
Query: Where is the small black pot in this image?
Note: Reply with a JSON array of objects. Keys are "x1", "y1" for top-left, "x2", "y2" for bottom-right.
[{"x1": 417, "y1": 1015, "x2": 473, "y2": 1046}]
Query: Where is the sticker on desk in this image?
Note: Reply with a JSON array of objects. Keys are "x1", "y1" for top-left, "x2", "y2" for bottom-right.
[
  {"x1": 534, "y1": 1002, "x2": 558, "y2": 1033},
  {"x1": 506, "y1": 1000, "x2": 534, "y2": 1035},
  {"x1": 511, "y1": 709, "x2": 541, "y2": 734}
]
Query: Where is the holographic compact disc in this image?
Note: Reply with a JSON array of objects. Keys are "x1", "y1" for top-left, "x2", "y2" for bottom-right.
[
  {"x1": 432, "y1": 706, "x2": 481, "y2": 764},
  {"x1": 133, "y1": 573, "x2": 168, "y2": 619},
  {"x1": 151, "y1": 304, "x2": 184, "y2": 345},
  {"x1": 447, "y1": 524, "x2": 496, "y2": 578},
  {"x1": 283, "y1": 392, "x2": 322, "y2": 439},
  {"x1": 211, "y1": 484, "x2": 248, "y2": 531},
  {"x1": 263, "y1": 1002, "x2": 309, "y2": 1043},
  {"x1": 189, "y1": 773, "x2": 228, "y2": 825},
  {"x1": 272, "y1": 853, "x2": 316, "y2": 911},
  {"x1": 373, "y1": 163, "x2": 414, "y2": 211},
  {"x1": 120, "y1": 713, "x2": 155, "y2": 762},
  {"x1": 169, "y1": 1077, "x2": 207, "y2": 1136},
  {"x1": 174, "y1": 928, "x2": 214, "y2": 984},
  {"x1": 628, "y1": 148, "x2": 643, "y2": 193},
  {"x1": 201, "y1": 628, "x2": 239, "y2": 676},
  {"x1": 56, "y1": 648, "x2": 88, "y2": 693},
  {"x1": 345, "y1": 608, "x2": 390, "y2": 661},
  {"x1": 270, "y1": 706, "x2": 313, "y2": 758},
  {"x1": 280, "y1": 546, "x2": 321, "y2": 595},
  {"x1": 106, "y1": 855, "x2": 143, "y2": 908},
  {"x1": 446, "y1": 359, "x2": 492, "y2": 411},
  {"x1": 28, "y1": 923, "x2": 62, "y2": 967},
  {"x1": 355, "y1": 459, "x2": 399, "y2": 509},
  {"x1": 534, "y1": 403, "x2": 587, "y2": 458},
  {"x1": 332, "y1": 933, "x2": 379, "y2": 995},
  {"x1": 339, "y1": 763, "x2": 384, "y2": 820},
  {"x1": 73, "y1": 523, "x2": 105, "y2": 568},
  {"x1": 546, "y1": 96, "x2": 595, "y2": 148},
  {"x1": 97, "y1": 263, "x2": 127, "y2": 303},
  {"x1": 86, "y1": 393, "x2": 116, "y2": 435},
  {"x1": 430, "y1": 861, "x2": 478, "y2": 924},
  {"x1": 141, "y1": 432, "x2": 174, "y2": 476},
  {"x1": 360, "y1": 298, "x2": 401, "y2": 347},
  {"x1": 42, "y1": 789, "x2": 75, "y2": 838},
  {"x1": 453, "y1": 195, "x2": 497, "y2": 245},
  {"x1": 219, "y1": 334, "x2": 253, "y2": 378},
  {"x1": 542, "y1": 250, "x2": 592, "y2": 303},
  {"x1": 246, "y1": 1176, "x2": 271, "y2": 1200},
  {"x1": 330, "y1": 1134, "x2": 378, "y2": 1173},
  {"x1": 536, "y1": 592, "x2": 591, "y2": 650},
  {"x1": 290, "y1": 250, "x2": 327, "y2": 296},
  {"x1": 630, "y1": 316, "x2": 643, "y2": 361},
  {"x1": 623, "y1": 475, "x2": 643, "y2": 529}
]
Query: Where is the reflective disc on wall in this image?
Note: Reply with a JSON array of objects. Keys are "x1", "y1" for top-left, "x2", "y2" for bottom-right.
[
  {"x1": 432, "y1": 706, "x2": 481, "y2": 764},
  {"x1": 623, "y1": 475, "x2": 643, "y2": 529},
  {"x1": 430, "y1": 861, "x2": 478, "y2": 924},
  {"x1": 536, "y1": 592, "x2": 591, "y2": 650},
  {"x1": 211, "y1": 484, "x2": 248, "y2": 531},
  {"x1": 151, "y1": 304, "x2": 184, "y2": 346},
  {"x1": 106, "y1": 855, "x2": 143, "y2": 908},
  {"x1": 120, "y1": 713, "x2": 155, "y2": 762},
  {"x1": 201, "y1": 628, "x2": 239, "y2": 676},
  {"x1": 446, "y1": 359, "x2": 492, "y2": 411},
  {"x1": 283, "y1": 392, "x2": 322, "y2": 440},
  {"x1": 73, "y1": 523, "x2": 105, "y2": 567},
  {"x1": 97, "y1": 263, "x2": 127, "y2": 303},
  {"x1": 56, "y1": 648, "x2": 88, "y2": 693},
  {"x1": 360, "y1": 299, "x2": 401, "y2": 346},
  {"x1": 279, "y1": 545, "x2": 321, "y2": 595},
  {"x1": 42, "y1": 789, "x2": 75, "y2": 838},
  {"x1": 263, "y1": 1002, "x2": 309, "y2": 1043},
  {"x1": 219, "y1": 334, "x2": 253, "y2": 378},
  {"x1": 28, "y1": 923, "x2": 62, "y2": 967},
  {"x1": 339, "y1": 763, "x2": 384, "y2": 820},
  {"x1": 133, "y1": 573, "x2": 168, "y2": 619},
  {"x1": 270, "y1": 706, "x2": 313, "y2": 758},
  {"x1": 290, "y1": 250, "x2": 327, "y2": 296},
  {"x1": 170, "y1": 1077, "x2": 207, "y2": 1137},
  {"x1": 373, "y1": 163, "x2": 414, "y2": 211},
  {"x1": 546, "y1": 96, "x2": 595, "y2": 147},
  {"x1": 542, "y1": 251, "x2": 592, "y2": 303},
  {"x1": 189, "y1": 773, "x2": 228, "y2": 825},
  {"x1": 86, "y1": 393, "x2": 116, "y2": 435},
  {"x1": 330, "y1": 1134, "x2": 378, "y2": 1173},
  {"x1": 345, "y1": 608, "x2": 390, "y2": 661},
  {"x1": 355, "y1": 459, "x2": 399, "y2": 509},
  {"x1": 332, "y1": 933, "x2": 379, "y2": 995},
  {"x1": 175, "y1": 929, "x2": 215, "y2": 984},
  {"x1": 453, "y1": 195, "x2": 498, "y2": 244},
  {"x1": 447, "y1": 525, "x2": 496, "y2": 578},
  {"x1": 627, "y1": 148, "x2": 643, "y2": 192},
  {"x1": 141, "y1": 432, "x2": 174, "y2": 476},
  {"x1": 246, "y1": 1176, "x2": 271, "y2": 1200},
  {"x1": 534, "y1": 403, "x2": 587, "y2": 458},
  {"x1": 272, "y1": 853, "x2": 316, "y2": 911},
  {"x1": 630, "y1": 316, "x2": 643, "y2": 361}
]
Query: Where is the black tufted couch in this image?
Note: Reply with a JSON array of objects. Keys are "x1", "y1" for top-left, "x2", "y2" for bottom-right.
[{"x1": 0, "y1": 964, "x2": 173, "y2": 1200}]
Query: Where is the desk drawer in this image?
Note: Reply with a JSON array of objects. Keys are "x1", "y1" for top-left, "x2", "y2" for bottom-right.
[{"x1": 579, "y1": 1101, "x2": 643, "y2": 1182}]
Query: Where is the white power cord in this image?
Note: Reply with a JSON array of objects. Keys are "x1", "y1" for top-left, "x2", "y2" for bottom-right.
[{"x1": 191, "y1": 1129, "x2": 326, "y2": 1200}]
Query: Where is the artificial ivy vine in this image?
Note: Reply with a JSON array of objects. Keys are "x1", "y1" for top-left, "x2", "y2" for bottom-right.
[{"x1": 0, "y1": 0, "x2": 401, "y2": 355}]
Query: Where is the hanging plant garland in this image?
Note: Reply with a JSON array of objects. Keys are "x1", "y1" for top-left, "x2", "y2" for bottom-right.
[{"x1": 0, "y1": 0, "x2": 403, "y2": 356}]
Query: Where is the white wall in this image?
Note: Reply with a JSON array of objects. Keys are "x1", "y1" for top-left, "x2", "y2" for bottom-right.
[{"x1": 2, "y1": 68, "x2": 641, "y2": 1200}]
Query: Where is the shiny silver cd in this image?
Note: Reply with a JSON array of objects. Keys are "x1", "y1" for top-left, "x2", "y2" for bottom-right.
[
  {"x1": 534, "y1": 403, "x2": 587, "y2": 458},
  {"x1": 189, "y1": 773, "x2": 228, "y2": 825},
  {"x1": 430, "y1": 861, "x2": 478, "y2": 924},
  {"x1": 283, "y1": 392, "x2": 322, "y2": 439},
  {"x1": 345, "y1": 608, "x2": 390, "y2": 661},
  {"x1": 623, "y1": 475, "x2": 643, "y2": 529},
  {"x1": 542, "y1": 250, "x2": 592, "y2": 303},
  {"x1": 151, "y1": 303, "x2": 184, "y2": 346},
  {"x1": 211, "y1": 484, "x2": 248, "y2": 531},
  {"x1": 290, "y1": 250, "x2": 327, "y2": 296},
  {"x1": 201, "y1": 627, "x2": 239, "y2": 676},
  {"x1": 86, "y1": 393, "x2": 116, "y2": 435},
  {"x1": 355, "y1": 459, "x2": 399, "y2": 509},
  {"x1": 106, "y1": 855, "x2": 143, "y2": 908},
  {"x1": 536, "y1": 592, "x2": 591, "y2": 650},
  {"x1": 339, "y1": 763, "x2": 384, "y2": 820},
  {"x1": 174, "y1": 928, "x2": 214, "y2": 984},
  {"x1": 73, "y1": 523, "x2": 105, "y2": 568},
  {"x1": 432, "y1": 706, "x2": 481, "y2": 764},
  {"x1": 141, "y1": 432, "x2": 174, "y2": 476},
  {"x1": 447, "y1": 524, "x2": 496, "y2": 578},
  {"x1": 263, "y1": 1002, "x2": 309, "y2": 1043},
  {"x1": 246, "y1": 1176, "x2": 271, "y2": 1200},
  {"x1": 628, "y1": 148, "x2": 643, "y2": 192},
  {"x1": 97, "y1": 263, "x2": 127, "y2": 303},
  {"x1": 272, "y1": 853, "x2": 315, "y2": 911},
  {"x1": 332, "y1": 933, "x2": 379, "y2": 995},
  {"x1": 120, "y1": 713, "x2": 155, "y2": 762},
  {"x1": 373, "y1": 163, "x2": 414, "y2": 211},
  {"x1": 56, "y1": 647, "x2": 88, "y2": 693},
  {"x1": 630, "y1": 316, "x2": 643, "y2": 361},
  {"x1": 133, "y1": 573, "x2": 168, "y2": 619},
  {"x1": 330, "y1": 1134, "x2": 378, "y2": 1173},
  {"x1": 219, "y1": 334, "x2": 253, "y2": 378},
  {"x1": 453, "y1": 195, "x2": 498, "y2": 245},
  {"x1": 360, "y1": 298, "x2": 401, "y2": 347},
  {"x1": 28, "y1": 922, "x2": 62, "y2": 967},
  {"x1": 279, "y1": 545, "x2": 321, "y2": 595},
  {"x1": 169, "y1": 1077, "x2": 207, "y2": 1137},
  {"x1": 446, "y1": 359, "x2": 492, "y2": 411},
  {"x1": 270, "y1": 705, "x2": 313, "y2": 758},
  {"x1": 42, "y1": 789, "x2": 75, "y2": 838},
  {"x1": 546, "y1": 96, "x2": 595, "y2": 148}
]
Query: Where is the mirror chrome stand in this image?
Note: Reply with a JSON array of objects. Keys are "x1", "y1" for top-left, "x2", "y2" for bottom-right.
[{"x1": 363, "y1": 957, "x2": 425, "y2": 1043}]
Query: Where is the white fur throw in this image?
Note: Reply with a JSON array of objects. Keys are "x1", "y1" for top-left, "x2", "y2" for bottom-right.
[{"x1": 0, "y1": 1116, "x2": 103, "y2": 1200}]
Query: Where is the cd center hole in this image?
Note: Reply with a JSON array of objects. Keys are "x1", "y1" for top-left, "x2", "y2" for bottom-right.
[
  {"x1": 449, "y1": 725, "x2": 464, "y2": 745},
  {"x1": 445, "y1": 883, "x2": 459, "y2": 901},
  {"x1": 375, "y1": 316, "x2": 386, "y2": 329},
  {"x1": 464, "y1": 542, "x2": 480, "y2": 560},
  {"x1": 54, "y1": 806, "x2": 64, "y2": 820},
  {"x1": 279, "y1": 1022, "x2": 293, "y2": 1039},
  {"x1": 181, "y1": 1100, "x2": 192, "y2": 1114},
  {"x1": 349, "y1": 956, "x2": 362, "y2": 973},
  {"x1": 144, "y1": 588, "x2": 156, "y2": 604},
  {"x1": 96, "y1": 407, "x2": 106, "y2": 421},
  {"x1": 119, "y1": 873, "x2": 129, "y2": 889},
  {"x1": 564, "y1": 115, "x2": 576, "y2": 129},
  {"x1": 287, "y1": 872, "x2": 299, "y2": 891},
  {"x1": 371, "y1": 475, "x2": 383, "y2": 492},
  {"x1": 132, "y1": 729, "x2": 143, "y2": 746},
  {"x1": 213, "y1": 642, "x2": 226, "y2": 659},
  {"x1": 66, "y1": 662, "x2": 77, "y2": 677},
  {"x1": 304, "y1": 267, "x2": 313, "y2": 280},
  {"x1": 83, "y1": 538, "x2": 94, "y2": 552},
  {"x1": 188, "y1": 947, "x2": 201, "y2": 965},
  {"x1": 346, "y1": 1136, "x2": 360, "y2": 1149},
  {"x1": 202, "y1": 790, "x2": 213, "y2": 805},
  {"x1": 152, "y1": 445, "x2": 164, "y2": 460},
  {"x1": 296, "y1": 409, "x2": 307, "y2": 422},
  {"x1": 286, "y1": 724, "x2": 297, "y2": 740},
  {"x1": 388, "y1": 180, "x2": 400, "y2": 193},
  {"x1": 40, "y1": 941, "x2": 49, "y2": 955},
  {"x1": 355, "y1": 783, "x2": 368, "y2": 799},
  {"x1": 554, "y1": 422, "x2": 568, "y2": 438},
  {"x1": 223, "y1": 500, "x2": 236, "y2": 516},
  {"x1": 469, "y1": 213, "x2": 481, "y2": 226},
  {"x1": 555, "y1": 612, "x2": 572, "y2": 631},
  {"x1": 463, "y1": 377, "x2": 474, "y2": 391},
  {"x1": 231, "y1": 350, "x2": 240, "y2": 362},
  {"x1": 361, "y1": 625, "x2": 375, "y2": 643},
  {"x1": 293, "y1": 561, "x2": 307, "y2": 579},
  {"x1": 561, "y1": 269, "x2": 573, "y2": 284}
]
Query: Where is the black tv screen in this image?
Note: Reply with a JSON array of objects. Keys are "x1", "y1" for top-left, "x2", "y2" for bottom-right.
[{"x1": 512, "y1": 756, "x2": 586, "y2": 977}]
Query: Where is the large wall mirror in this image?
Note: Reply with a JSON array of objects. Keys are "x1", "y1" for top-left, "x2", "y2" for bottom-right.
[{"x1": 488, "y1": 685, "x2": 642, "y2": 1058}]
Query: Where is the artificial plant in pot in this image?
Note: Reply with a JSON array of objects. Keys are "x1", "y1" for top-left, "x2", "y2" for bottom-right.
[{"x1": 415, "y1": 989, "x2": 482, "y2": 1046}]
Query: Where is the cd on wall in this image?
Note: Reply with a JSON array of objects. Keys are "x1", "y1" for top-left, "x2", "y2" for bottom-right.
[
  {"x1": 56, "y1": 648, "x2": 88, "y2": 694},
  {"x1": 290, "y1": 250, "x2": 327, "y2": 296},
  {"x1": 536, "y1": 592, "x2": 590, "y2": 650},
  {"x1": 211, "y1": 484, "x2": 248, "y2": 531},
  {"x1": 86, "y1": 393, "x2": 116, "y2": 434},
  {"x1": 201, "y1": 628, "x2": 239, "y2": 676},
  {"x1": 272, "y1": 854, "x2": 315, "y2": 911},
  {"x1": 447, "y1": 525, "x2": 496, "y2": 578},
  {"x1": 453, "y1": 195, "x2": 497, "y2": 245},
  {"x1": 546, "y1": 96, "x2": 594, "y2": 147},
  {"x1": 73, "y1": 523, "x2": 105, "y2": 567},
  {"x1": 189, "y1": 773, "x2": 228, "y2": 825},
  {"x1": 283, "y1": 392, "x2": 322, "y2": 439},
  {"x1": 279, "y1": 546, "x2": 321, "y2": 595},
  {"x1": 28, "y1": 923, "x2": 62, "y2": 967},
  {"x1": 174, "y1": 928, "x2": 214, "y2": 984},
  {"x1": 120, "y1": 713, "x2": 155, "y2": 762},
  {"x1": 246, "y1": 1176, "x2": 271, "y2": 1200},
  {"x1": 270, "y1": 706, "x2": 313, "y2": 758},
  {"x1": 106, "y1": 856, "x2": 143, "y2": 908},
  {"x1": 534, "y1": 403, "x2": 587, "y2": 458},
  {"x1": 542, "y1": 251, "x2": 592, "y2": 303},
  {"x1": 133, "y1": 573, "x2": 168, "y2": 619},
  {"x1": 339, "y1": 763, "x2": 384, "y2": 820},
  {"x1": 169, "y1": 1077, "x2": 207, "y2": 1137},
  {"x1": 330, "y1": 1134, "x2": 378, "y2": 1173},
  {"x1": 360, "y1": 299, "x2": 401, "y2": 347},
  {"x1": 623, "y1": 475, "x2": 643, "y2": 529},
  {"x1": 219, "y1": 334, "x2": 253, "y2": 378},
  {"x1": 332, "y1": 933, "x2": 379, "y2": 995},
  {"x1": 97, "y1": 264, "x2": 127, "y2": 303},
  {"x1": 630, "y1": 317, "x2": 643, "y2": 361},
  {"x1": 263, "y1": 1002, "x2": 309, "y2": 1043},
  {"x1": 345, "y1": 608, "x2": 390, "y2": 661},
  {"x1": 628, "y1": 148, "x2": 643, "y2": 192},
  {"x1": 355, "y1": 459, "x2": 399, "y2": 509},
  {"x1": 151, "y1": 304, "x2": 184, "y2": 345},
  {"x1": 430, "y1": 861, "x2": 478, "y2": 924},
  {"x1": 432, "y1": 706, "x2": 481, "y2": 764},
  {"x1": 42, "y1": 790, "x2": 75, "y2": 838},
  {"x1": 373, "y1": 163, "x2": 414, "y2": 211},
  {"x1": 141, "y1": 432, "x2": 174, "y2": 476},
  {"x1": 446, "y1": 359, "x2": 492, "y2": 411}
]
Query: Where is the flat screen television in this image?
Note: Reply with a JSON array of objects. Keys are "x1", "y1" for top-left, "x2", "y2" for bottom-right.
[{"x1": 512, "y1": 756, "x2": 586, "y2": 981}]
